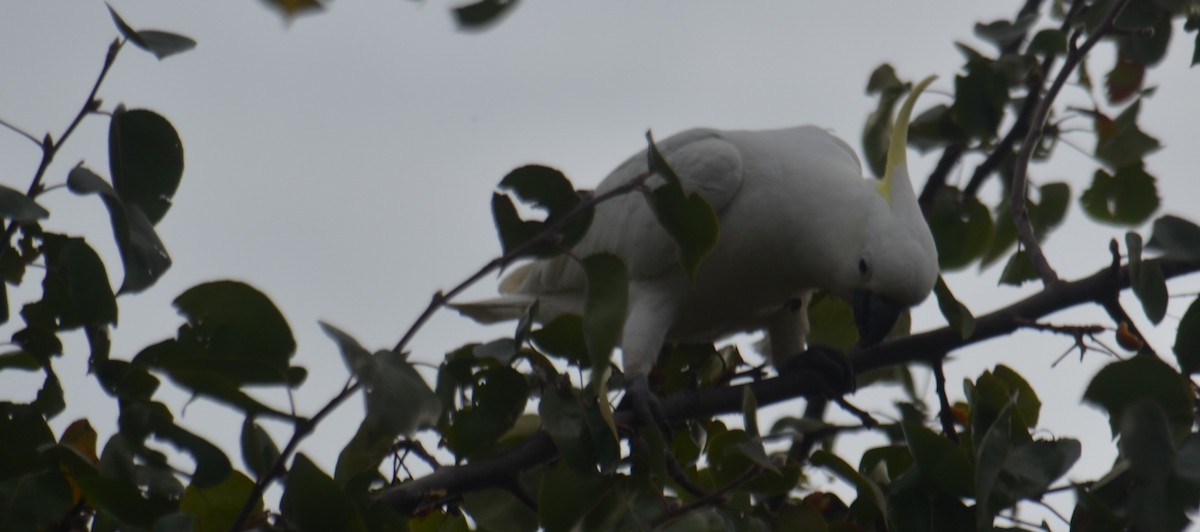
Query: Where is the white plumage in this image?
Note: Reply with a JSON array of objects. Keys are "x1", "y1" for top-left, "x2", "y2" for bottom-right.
[{"x1": 458, "y1": 77, "x2": 939, "y2": 381}]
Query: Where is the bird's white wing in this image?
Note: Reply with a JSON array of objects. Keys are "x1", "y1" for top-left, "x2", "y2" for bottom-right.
[{"x1": 501, "y1": 128, "x2": 746, "y2": 316}]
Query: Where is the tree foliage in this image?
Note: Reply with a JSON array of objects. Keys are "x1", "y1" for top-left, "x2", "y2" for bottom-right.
[{"x1": 3, "y1": 1, "x2": 1200, "y2": 531}]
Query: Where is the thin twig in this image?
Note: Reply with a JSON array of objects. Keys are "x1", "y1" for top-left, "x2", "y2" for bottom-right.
[
  {"x1": 0, "y1": 117, "x2": 41, "y2": 146},
  {"x1": 933, "y1": 360, "x2": 960, "y2": 442},
  {"x1": 649, "y1": 466, "x2": 758, "y2": 528},
  {"x1": 1010, "y1": 0, "x2": 1132, "y2": 286},
  {"x1": 0, "y1": 38, "x2": 123, "y2": 264}
]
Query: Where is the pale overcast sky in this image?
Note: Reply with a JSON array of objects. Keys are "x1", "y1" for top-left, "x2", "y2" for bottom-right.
[{"x1": 2, "y1": 1, "x2": 1198, "y2": 522}]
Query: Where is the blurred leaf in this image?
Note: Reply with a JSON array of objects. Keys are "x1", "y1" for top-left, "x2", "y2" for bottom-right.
[
  {"x1": 179, "y1": 471, "x2": 259, "y2": 532},
  {"x1": 261, "y1": 0, "x2": 324, "y2": 19},
  {"x1": 1084, "y1": 354, "x2": 1193, "y2": 442},
  {"x1": 445, "y1": 367, "x2": 526, "y2": 457},
  {"x1": 34, "y1": 366, "x2": 65, "y2": 419},
  {"x1": 473, "y1": 337, "x2": 518, "y2": 364},
  {"x1": 1120, "y1": 401, "x2": 1191, "y2": 532},
  {"x1": 1080, "y1": 165, "x2": 1159, "y2": 226},
  {"x1": 281, "y1": 454, "x2": 365, "y2": 532},
  {"x1": 106, "y1": 4, "x2": 196, "y2": 59},
  {"x1": 365, "y1": 350, "x2": 442, "y2": 438},
  {"x1": 902, "y1": 420, "x2": 974, "y2": 497},
  {"x1": 538, "y1": 464, "x2": 616, "y2": 532},
  {"x1": 240, "y1": 417, "x2": 280, "y2": 480},
  {"x1": 1189, "y1": 15, "x2": 1200, "y2": 66},
  {"x1": 998, "y1": 249, "x2": 1037, "y2": 286},
  {"x1": 1119, "y1": 3, "x2": 1173, "y2": 66},
  {"x1": 1127, "y1": 232, "x2": 1168, "y2": 324},
  {"x1": 582, "y1": 253, "x2": 627, "y2": 386},
  {"x1": 1106, "y1": 55, "x2": 1146, "y2": 104},
  {"x1": 0, "y1": 469, "x2": 75, "y2": 531},
  {"x1": 991, "y1": 365, "x2": 1041, "y2": 428},
  {"x1": 1094, "y1": 101, "x2": 1161, "y2": 169},
  {"x1": 0, "y1": 184, "x2": 49, "y2": 222},
  {"x1": 109, "y1": 107, "x2": 184, "y2": 224},
  {"x1": 1148, "y1": 214, "x2": 1200, "y2": 261},
  {"x1": 0, "y1": 350, "x2": 39, "y2": 371},
  {"x1": 975, "y1": 398, "x2": 1015, "y2": 528},
  {"x1": 929, "y1": 188, "x2": 993, "y2": 270},
  {"x1": 530, "y1": 314, "x2": 589, "y2": 367},
  {"x1": 1174, "y1": 297, "x2": 1200, "y2": 374},
  {"x1": 452, "y1": 0, "x2": 520, "y2": 31},
  {"x1": 320, "y1": 321, "x2": 372, "y2": 378},
  {"x1": 39, "y1": 235, "x2": 117, "y2": 329},
  {"x1": 908, "y1": 104, "x2": 968, "y2": 152},
  {"x1": 93, "y1": 359, "x2": 160, "y2": 401},
  {"x1": 953, "y1": 60, "x2": 1010, "y2": 140},
  {"x1": 644, "y1": 132, "x2": 720, "y2": 284},
  {"x1": 974, "y1": 14, "x2": 1036, "y2": 51},
  {"x1": 0, "y1": 403, "x2": 56, "y2": 477},
  {"x1": 1028, "y1": 28, "x2": 1067, "y2": 57},
  {"x1": 492, "y1": 165, "x2": 592, "y2": 258},
  {"x1": 811, "y1": 450, "x2": 886, "y2": 523},
  {"x1": 67, "y1": 165, "x2": 171, "y2": 294},
  {"x1": 540, "y1": 389, "x2": 596, "y2": 474},
  {"x1": 462, "y1": 489, "x2": 538, "y2": 532},
  {"x1": 863, "y1": 64, "x2": 905, "y2": 176},
  {"x1": 934, "y1": 277, "x2": 975, "y2": 339}
]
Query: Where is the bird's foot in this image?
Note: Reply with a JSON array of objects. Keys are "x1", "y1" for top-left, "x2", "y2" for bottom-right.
[
  {"x1": 622, "y1": 375, "x2": 673, "y2": 441},
  {"x1": 779, "y1": 344, "x2": 856, "y2": 395}
]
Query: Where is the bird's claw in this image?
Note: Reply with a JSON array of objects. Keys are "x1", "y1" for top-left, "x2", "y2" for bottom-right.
[
  {"x1": 780, "y1": 344, "x2": 856, "y2": 395},
  {"x1": 623, "y1": 375, "x2": 673, "y2": 442}
]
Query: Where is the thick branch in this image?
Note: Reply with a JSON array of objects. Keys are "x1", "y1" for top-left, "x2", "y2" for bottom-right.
[{"x1": 378, "y1": 256, "x2": 1200, "y2": 514}]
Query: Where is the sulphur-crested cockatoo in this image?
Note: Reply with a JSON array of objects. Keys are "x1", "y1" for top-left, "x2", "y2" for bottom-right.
[{"x1": 457, "y1": 76, "x2": 938, "y2": 409}]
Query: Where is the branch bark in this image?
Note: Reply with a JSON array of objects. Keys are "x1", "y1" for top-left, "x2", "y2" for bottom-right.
[{"x1": 378, "y1": 255, "x2": 1200, "y2": 514}]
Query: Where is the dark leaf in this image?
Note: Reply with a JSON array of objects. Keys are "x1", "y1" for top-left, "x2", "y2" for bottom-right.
[
  {"x1": 109, "y1": 107, "x2": 184, "y2": 224},
  {"x1": 1127, "y1": 232, "x2": 1168, "y2": 324},
  {"x1": 156, "y1": 421, "x2": 232, "y2": 487},
  {"x1": 811, "y1": 450, "x2": 886, "y2": 523},
  {"x1": 974, "y1": 14, "x2": 1036, "y2": 51},
  {"x1": 540, "y1": 389, "x2": 596, "y2": 474},
  {"x1": 1094, "y1": 100, "x2": 1161, "y2": 169},
  {"x1": 863, "y1": 64, "x2": 906, "y2": 176},
  {"x1": 644, "y1": 132, "x2": 720, "y2": 284},
  {"x1": 1084, "y1": 354, "x2": 1193, "y2": 442},
  {"x1": 40, "y1": 235, "x2": 117, "y2": 329},
  {"x1": 1080, "y1": 165, "x2": 1159, "y2": 226},
  {"x1": 901, "y1": 420, "x2": 974, "y2": 497},
  {"x1": 929, "y1": 188, "x2": 993, "y2": 270},
  {"x1": 934, "y1": 276, "x2": 975, "y2": 339},
  {"x1": 992, "y1": 365, "x2": 1041, "y2": 428},
  {"x1": 953, "y1": 60, "x2": 1010, "y2": 140},
  {"x1": 1105, "y1": 55, "x2": 1146, "y2": 104},
  {"x1": 538, "y1": 464, "x2": 616, "y2": 532},
  {"x1": 530, "y1": 314, "x2": 589, "y2": 367},
  {"x1": 1027, "y1": 28, "x2": 1067, "y2": 57},
  {"x1": 240, "y1": 417, "x2": 281, "y2": 480},
  {"x1": 67, "y1": 165, "x2": 171, "y2": 294},
  {"x1": 34, "y1": 365, "x2": 65, "y2": 419},
  {"x1": 492, "y1": 165, "x2": 592, "y2": 258},
  {"x1": 908, "y1": 104, "x2": 968, "y2": 152},
  {"x1": 362, "y1": 350, "x2": 441, "y2": 438},
  {"x1": 1174, "y1": 297, "x2": 1200, "y2": 374},
  {"x1": 998, "y1": 249, "x2": 1037, "y2": 286},
  {"x1": 0, "y1": 403, "x2": 56, "y2": 477},
  {"x1": 106, "y1": 5, "x2": 196, "y2": 59},
  {"x1": 452, "y1": 0, "x2": 520, "y2": 31},
  {"x1": 582, "y1": 253, "x2": 627, "y2": 386},
  {"x1": 179, "y1": 471, "x2": 259, "y2": 532},
  {"x1": 1148, "y1": 214, "x2": 1200, "y2": 261},
  {"x1": 1121, "y1": 401, "x2": 1191, "y2": 532},
  {"x1": 0, "y1": 184, "x2": 49, "y2": 222},
  {"x1": 261, "y1": 0, "x2": 325, "y2": 20},
  {"x1": 462, "y1": 489, "x2": 539, "y2": 532},
  {"x1": 281, "y1": 454, "x2": 365, "y2": 532}
]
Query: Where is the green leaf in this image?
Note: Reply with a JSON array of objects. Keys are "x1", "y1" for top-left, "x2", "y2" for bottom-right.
[
  {"x1": 109, "y1": 107, "x2": 184, "y2": 224},
  {"x1": 134, "y1": 281, "x2": 301, "y2": 387},
  {"x1": 462, "y1": 489, "x2": 538, "y2": 532},
  {"x1": 862, "y1": 64, "x2": 905, "y2": 177},
  {"x1": 179, "y1": 471, "x2": 259, "y2": 532},
  {"x1": 319, "y1": 321, "x2": 373, "y2": 379},
  {"x1": 973, "y1": 14, "x2": 1036, "y2": 51},
  {"x1": 452, "y1": 0, "x2": 520, "y2": 31},
  {"x1": 929, "y1": 188, "x2": 993, "y2": 270},
  {"x1": 975, "y1": 398, "x2": 1015, "y2": 528},
  {"x1": 1028, "y1": 28, "x2": 1067, "y2": 57},
  {"x1": 537, "y1": 464, "x2": 616, "y2": 532},
  {"x1": 540, "y1": 389, "x2": 596, "y2": 474},
  {"x1": 581, "y1": 253, "x2": 627, "y2": 386},
  {"x1": 934, "y1": 277, "x2": 975, "y2": 339},
  {"x1": 530, "y1": 314, "x2": 589, "y2": 367},
  {"x1": 1148, "y1": 214, "x2": 1200, "y2": 261},
  {"x1": 67, "y1": 165, "x2": 171, "y2": 294},
  {"x1": 644, "y1": 132, "x2": 720, "y2": 284},
  {"x1": 281, "y1": 454, "x2": 365, "y2": 532},
  {"x1": 1105, "y1": 55, "x2": 1146, "y2": 105},
  {"x1": 492, "y1": 165, "x2": 592, "y2": 258},
  {"x1": 998, "y1": 249, "x2": 1037, "y2": 286},
  {"x1": 991, "y1": 365, "x2": 1041, "y2": 428},
  {"x1": 1084, "y1": 354, "x2": 1193, "y2": 442},
  {"x1": 1094, "y1": 100, "x2": 1161, "y2": 169},
  {"x1": 1081, "y1": 165, "x2": 1160, "y2": 226},
  {"x1": 952, "y1": 59, "x2": 1010, "y2": 140},
  {"x1": 39, "y1": 235, "x2": 117, "y2": 329},
  {"x1": 364, "y1": 350, "x2": 442, "y2": 438},
  {"x1": 1121, "y1": 401, "x2": 1191, "y2": 532},
  {"x1": 901, "y1": 420, "x2": 974, "y2": 497},
  {"x1": 0, "y1": 469, "x2": 75, "y2": 531},
  {"x1": 445, "y1": 367, "x2": 527, "y2": 457},
  {"x1": 1173, "y1": 297, "x2": 1200, "y2": 374},
  {"x1": 0, "y1": 184, "x2": 49, "y2": 222},
  {"x1": 155, "y1": 420, "x2": 232, "y2": 488},
  {"x1": 1127, "y1": 232, "x2": 1168, "y2": 324},
  {"x1": 240, "y1": 417, "x2": 280, "y2": 480},
  {"x1": 106, "y1": 4, "x2": 197, "y2": 60},
  {"x1": 811, "y1": 450, "x2": 886, "y2": 523}
]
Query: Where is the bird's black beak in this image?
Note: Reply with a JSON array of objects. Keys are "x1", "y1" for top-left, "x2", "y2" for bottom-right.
[{"x1": 852, "y1": 290, "x2": 905, "y2": 348}]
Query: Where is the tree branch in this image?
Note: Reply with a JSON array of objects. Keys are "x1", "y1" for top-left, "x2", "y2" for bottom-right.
[
  {"x1": 378, "y1": 255, "x2": 1200, "y2": 514},
  {"x1": 1010, "y1": 0, "x2": 1132, "y2": 286}
]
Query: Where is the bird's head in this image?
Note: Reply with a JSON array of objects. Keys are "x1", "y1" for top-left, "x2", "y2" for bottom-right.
[{"x1": 849, "y1": 75, "x2": 940, "y2": 347}]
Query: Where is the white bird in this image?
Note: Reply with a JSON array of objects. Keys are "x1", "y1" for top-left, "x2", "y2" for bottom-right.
[{"x1": 457, "y1": 76, "x2": 939, "y2": 405}]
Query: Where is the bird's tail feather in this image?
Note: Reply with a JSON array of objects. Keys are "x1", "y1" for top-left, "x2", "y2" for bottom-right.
[{"x1": 449, "y1": 294, "x2": 537, "y2": 324}]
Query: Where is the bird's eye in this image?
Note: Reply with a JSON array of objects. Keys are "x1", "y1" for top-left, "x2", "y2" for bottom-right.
[{"x1": 858, "y1": 258, "x2": 869, "y2": 276}]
